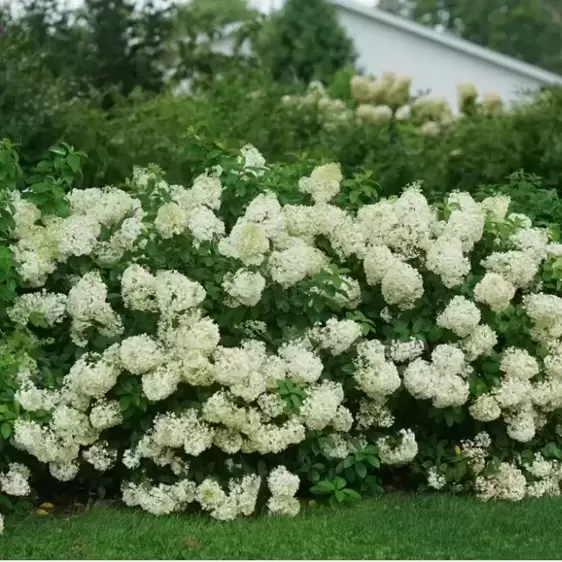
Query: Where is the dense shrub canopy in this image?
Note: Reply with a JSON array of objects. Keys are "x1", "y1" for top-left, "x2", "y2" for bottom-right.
[{"x1": 3, "y1": 139, "x2": 562, "y2": 532}]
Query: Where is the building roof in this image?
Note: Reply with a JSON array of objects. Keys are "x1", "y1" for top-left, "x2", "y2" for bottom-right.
[{"x1": 332, "y1": 0, "x2": 562, "y2": 84}]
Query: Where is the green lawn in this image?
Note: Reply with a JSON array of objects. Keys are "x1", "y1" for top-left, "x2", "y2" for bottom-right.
[{"x1": 1, "y1": 493, "x2": 561, "y2": 559}]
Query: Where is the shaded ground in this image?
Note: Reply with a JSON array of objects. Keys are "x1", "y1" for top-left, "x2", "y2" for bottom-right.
[{"x1": 1, "y1": 493, "x2": 560, "y2": 559}]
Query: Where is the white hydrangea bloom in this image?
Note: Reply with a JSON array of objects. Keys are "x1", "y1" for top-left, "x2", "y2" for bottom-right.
[
  {"x1": 480, "y1": 195, "x2": 510, "y2": 222},
  {"x1": 154, "y1": 202, "x2": 188, "y2": 239},
  {"x1": 120, "y1": 335, "x2": 164, "y2": 375},
  {"x1": 389, "y1": 338, "x2": 424, "y2": 363},
  {"x1": 469, "y1": 394, "x2": 501, "y2": 422},
  {"x1": 403, "y1": 359, "x2": 437, "y2": 400},
  {"x1": 437, "y1": 296, "x2": 481, "y2": 338},
  {"x1": 482, "y1": 251, "x2": 540, "y2": 288},
  {"x1": 427, "y1": 467, "x2": 446, "y2": 490},
  {"x1": 186, "y1": 206, "x2": 225, "y2": 245},
  {"x1": 121, "y1": 264, "x2": 157, "y2": 312},
  {"x1": 314, "y1": 318, "x2": 362, "y2": 355},
  {"x1": 268, "y1": 241, "x2": 328, "y2": 288},
  {"x1": 363, "y1": 245, "x2": 395, "y2": 286},
  {"x1": 218, "y1": 221, "x2": 270, "y2": 266},
  {"x1": 461, "y1": 325, "x2": 498, "y2": 361},
  {"x1": 474, "y1": 272, "x2": 516, "y2": 312},
  {"x1": 300, "y1": 381, "x2": 344, "y2": 430},
  {"x1": 238, "y1": 144, "x2": 267, "y2": 176},
  {"x1": 298, "y1": 163, "x2": 342, "y2": 204},
  {"x1": 378, "y1": 429, "x2": 418, "y2": 465},
  {"x1": 0, "y1": 463, "x2": 31, "y2": 497},
  {"x1": 381, "y1": 260, "x2": 423, "y2": 310},
  {"x1": 223, "y1": 269, "x2": 266, "y2": 307},
  {"x1": 425, "y1": 235, "x2": 470, "y2": 288},
  {"x1": 8, "y1": 291, "x2": 67, "y2": 327},
  {"x1": 500, "y1": 348, "x2": 539, "y2": 381},
  {"x1": 475, "y1": 463, "x2": 526, "y2": 501}
]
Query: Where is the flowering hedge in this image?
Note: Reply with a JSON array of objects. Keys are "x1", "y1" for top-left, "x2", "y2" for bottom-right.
[{"x1": 3, "y1": 139, "x2": 562, "y2": 532}]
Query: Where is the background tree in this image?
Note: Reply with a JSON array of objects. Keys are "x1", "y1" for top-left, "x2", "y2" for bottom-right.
[
  {"x1": 169, "y1": 0, "x2": 263, "y2": 92},
  {"x1": 378, "y1": 0, "x2": 562, "y2": 74},
  {"x1": 260, "y1": 0, "x2": 357, "y2": 84}
]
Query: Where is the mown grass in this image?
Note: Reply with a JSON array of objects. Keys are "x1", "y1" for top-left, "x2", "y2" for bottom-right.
[{"x1": 2, "y1": 493, "x2": 561, "y2": 559}]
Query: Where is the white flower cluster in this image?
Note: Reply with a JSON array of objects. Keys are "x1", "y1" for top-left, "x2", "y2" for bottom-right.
[
  {"x1": 378, "y1": 429, "x2": 418, "y2": 465},
  {"x1": 9, "y1": 147, "x2": 562, "y2": 526},
  {"x1": 0, "y1": 463, "x2": 31, "y2": 497},
  {"x1": 267, "y1": 466, "x2": 300, "y2": 516},
  {"x1": 403, "y1": 344, "x2": 470, "y2": 408}
]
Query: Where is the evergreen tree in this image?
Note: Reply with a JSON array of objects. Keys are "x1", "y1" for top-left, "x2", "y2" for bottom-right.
[{"x1": 262, "y1": 0, "x2": 357, "y2": 84}]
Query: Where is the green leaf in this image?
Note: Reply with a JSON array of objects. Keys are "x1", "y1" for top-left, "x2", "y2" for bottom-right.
[
  {"x1": 355, "y1": 462, "x2": 367, "y2": 479},
  {"x1": 333, "y1": 476, "x2": 346, "y2": 490},
  {"x1": 1, "y1": 422, "x2": 12, "y2": 439},
  {"x1": 343, "y1": 488, "x2": 361, "y2": 500},
  {"x1": 120, "y1": 396, "x2": 133, "y2": 411},
  {"x1": 334, "y1": 489, "x2": 346, "y2": 502},
  {"x1": 310, "y1": 480, "x2": 336, "y2": 494},
  {"x1": 66, "y1": 153, "x2": 81, "y2": 173}
]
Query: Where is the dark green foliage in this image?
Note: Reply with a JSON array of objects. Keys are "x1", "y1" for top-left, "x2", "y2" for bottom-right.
[{"x1": 260, "y1": 0, "x2": 357, "y2": 84}]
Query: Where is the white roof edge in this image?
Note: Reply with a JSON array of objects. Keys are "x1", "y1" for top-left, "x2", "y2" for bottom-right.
[{"x1": 332, "y1": 0, "x2": 562, "y2": 84}]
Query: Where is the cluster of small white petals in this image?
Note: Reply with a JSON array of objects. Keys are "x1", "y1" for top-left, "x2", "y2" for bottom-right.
[
  {"x1": 313, "y1": 318, "x2": 362, "y2": 356},
  {"x1": 380, "y1": 260, "x2": 424, "y2": 310},
  {"x1": 474, "y1": 272, "x2": 516, "y2": 312},
  {"x1": 185, "y1": 205, "x2": 225, "y2": 246},
  {"x1": 89, "y1": 399, "x2": 123, "y2": 430},
  {"x1": 427, "y1": 467, "x2": 446, "y2": 490},
  {"x1": 120, "y1": 335, "x2": 163, "y2": 375},
  {"x1": 8, "y1": 291, "x2": 67, "y2": 327},
  {"x1": 425, "y1": 235, "x2": 470, "y2": 288},
  {"x1": 461, "y1": 325, "x2": 498, "y2": 361},
  {"x1": 0, "y1": 463, "x2": 31, "y2": 497},
  {"x1": 359, "y1": 186, "x2": 434, "y2": 258},
  {"x1": 223, "y1": 269, "x2": 265, "y2": 307},
  {"x1": 218, "y1": 221, "x2": 269, "y2": 266},
  {"x1": 481, "y1": 195, "x2": 510, "y2": 222},
  {"x1": 154, "y1": 202, "x2": 187, "y2": 239},
  {"x1": 238, "y1": 144, "x2": 267, "y2": 176},
  {"x1": 268, "y1": 241, "x2": 328, "y2": 288},
  {"x1": 403, "y1": 359, "x2": 437, "y2": 400},
  {"x1": 354, "y1": 339, "x2": 400, "y2": 399},
  {"x1": 511, "y1": 227, "x2": 548, "y2": 262},
  {"x1": 475, "y1": 462, "x2": 526, "y2": 501},
  {"x1": 389, "y1": 338, "x2": 424, "y2": 363},
  {"x1": 357, "y1": 398, "x2": 395, "y2": 429},
  {"x1": 83, "y1": 441, "x2": 117, "y2": 471},
  {"x1": 442, "y1": 192, "x2": 485, "y2": 253},
  {"x1": 523, "y1": 293, "x2": 562, "y2": 345},
  {"x1": 378, "y1": 429, "x2": 418, "y2": 465},
  {"x1": 300, "y1": 381, "x2": 344, "y2": 430},
  {"x1": 49, "y1": 461, "x2": 80, "y2": 482},
  {"x1": 123, "y1": 479, "x2": 197, "y2": 516},
  {"x1": 267, "y1": 466, "x2": 300, "y2": 516},
  {"x1": 500, "y1": 348, "x2": 539, "y2": 380},
  {"x1": 154, "y1": 271, "x2": 206, "y2": 318},
  {"x1": 298, "y1": 163, "x2": 342, "y2": 204},
  {"x1": 68, "y1": 187, "x2": 140, "y2": 226},
  {"x1": 437, "y1": 296, "x2": 481, "y2": 338},
  {"x1": 469, "y1": 394, "x2": 501, "y2": 422},
  {"x1": 482, "y1": 251, "x2": 540, "y2": 288},
  {"x1": 67, "y1": 271, "x2": 123, "y2": 346},
  {"x1": 64, "y1": 345, "x2": 121, "y2": 400},
  {"x1": 278, "y1": 341, "x2": 323, "y2": 385},
  {"x1": 121, "y1": 264, "x2": 157, "y2": 311}
]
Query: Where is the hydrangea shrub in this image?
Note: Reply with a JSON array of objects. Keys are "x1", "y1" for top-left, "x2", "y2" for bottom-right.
[{"x1": 3, "y1": 140, "x2": 562, "y2": 530}]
